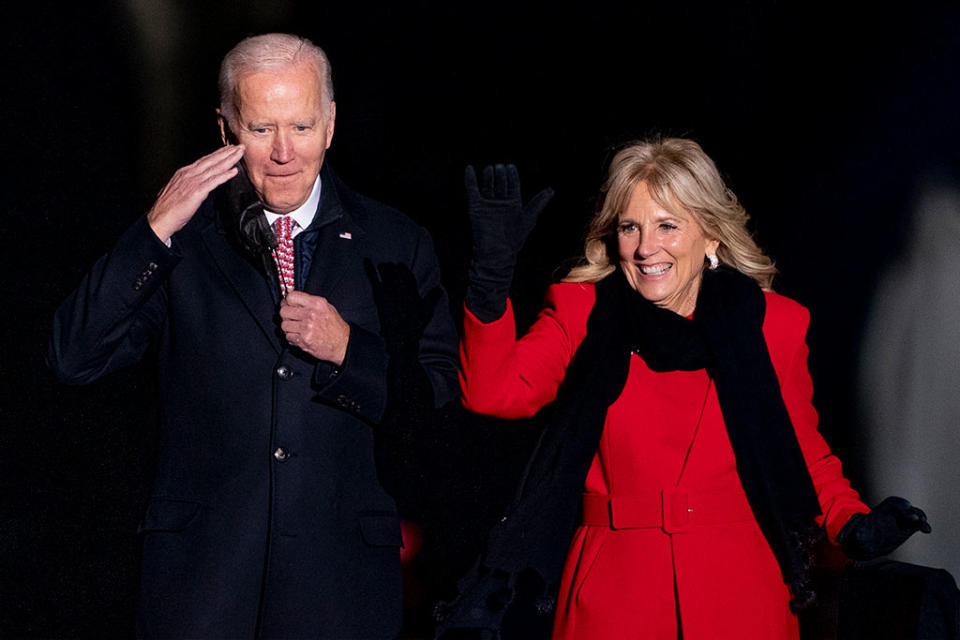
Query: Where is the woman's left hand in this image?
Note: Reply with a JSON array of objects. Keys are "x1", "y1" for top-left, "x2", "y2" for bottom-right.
[{"x1": 837, "y1": 496, "x2": 932, "y2": 560}]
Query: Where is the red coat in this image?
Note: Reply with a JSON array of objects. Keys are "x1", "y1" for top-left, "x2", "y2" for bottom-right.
[{"x1": 460, "y1": 282, "x2": 868, "y2": 640}]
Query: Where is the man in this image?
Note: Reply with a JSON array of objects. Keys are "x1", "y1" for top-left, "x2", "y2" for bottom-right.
[{"x1": 48, "y1": 33, "x2": 458, "y2": 638}]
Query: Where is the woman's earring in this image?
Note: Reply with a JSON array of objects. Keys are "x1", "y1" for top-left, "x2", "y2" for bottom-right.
[{"x1": 707, "y1": 253, "x2": 719, "y2": 270}]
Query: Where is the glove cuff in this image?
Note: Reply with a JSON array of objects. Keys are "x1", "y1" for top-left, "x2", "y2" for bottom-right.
[
  {"x1": 837, "y1": 512, "x2": 866, "y2": 546},
  {"x1": 465, "y1": 284, "x2": 509, "y2": 323},
  {"x1": 466, "y1": 256, "x2": 517, "y2": 323}
]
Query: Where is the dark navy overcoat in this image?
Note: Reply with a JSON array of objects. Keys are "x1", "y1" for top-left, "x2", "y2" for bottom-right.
[{"x1": 48, "y1": 163, "x2": 459, "y2": 638}]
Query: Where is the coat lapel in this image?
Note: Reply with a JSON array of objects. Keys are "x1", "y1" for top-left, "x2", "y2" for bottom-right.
[
  {"x1": 200, "y1": 223, "x2": 283, "y2": 354},
  {"x1": 302, "y1": 164, "x2": 366, "y2": 301}
]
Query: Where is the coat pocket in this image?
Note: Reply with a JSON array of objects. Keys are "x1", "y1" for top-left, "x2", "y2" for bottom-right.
[
  {"x1": 358, "y1": 511, "x2": 402, "y2": 547},
  {"x1": 573, "y1": 528, "x2": 610, "y2": 606},
  {"x1": 138, "y1": 497, "x2": 202, "y2": 534}
]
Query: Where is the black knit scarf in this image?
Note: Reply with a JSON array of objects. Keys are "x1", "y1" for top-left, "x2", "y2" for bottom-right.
[{"x1": 435, "y1": 266, "x2": 824, "y2": 639}]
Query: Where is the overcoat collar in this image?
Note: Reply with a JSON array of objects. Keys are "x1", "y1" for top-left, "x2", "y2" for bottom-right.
[
  {"x1": 199, "y1": 162, "x2": 365, "y2": 354},
  {"x1": 300, "y1": 163, "x2": 367, "y2": 298}
]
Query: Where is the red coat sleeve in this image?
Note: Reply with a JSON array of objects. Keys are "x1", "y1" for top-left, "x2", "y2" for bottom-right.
[
  {"x1": 459, "y1": 282, "x2": 594, "y2": 419},
  {"x1": 764, "y1": 293, "x2": 870, "y2": 542}
]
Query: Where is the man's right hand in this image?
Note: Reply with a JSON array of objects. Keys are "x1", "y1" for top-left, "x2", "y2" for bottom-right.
[{"x1": 147, "y1": 144, "x2": 246, "y2": 243}]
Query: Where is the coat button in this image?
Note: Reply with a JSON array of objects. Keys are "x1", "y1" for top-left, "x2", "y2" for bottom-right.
[
  {"x1": 276, "y1": 366, "x2": 293, "y2": 380},
  {"x1": 273, "y1": 447, "x2": 289, "y2": 462}
]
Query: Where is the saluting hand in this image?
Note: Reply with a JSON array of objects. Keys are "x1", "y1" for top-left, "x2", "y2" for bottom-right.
[
  {"x1": 279, "y1": 290, "x2": 350, "y2": 366},
  {"x1": 147, "y1": 144, "x2": 246, "y2": 243}
]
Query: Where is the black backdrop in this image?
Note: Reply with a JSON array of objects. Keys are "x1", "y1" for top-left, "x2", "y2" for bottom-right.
[{"x1": 3, "y1": 2, "x2": 959, "y2": 636}]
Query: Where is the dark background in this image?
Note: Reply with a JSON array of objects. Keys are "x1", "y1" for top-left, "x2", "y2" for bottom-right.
[{"x1": 3, "y1": 1, "x2": 958, "y2": 636}]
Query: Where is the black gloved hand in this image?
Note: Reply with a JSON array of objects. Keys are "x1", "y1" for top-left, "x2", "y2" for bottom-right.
[
  {"x1": 464, "y1": 164, "x2": 554, "y2": 322},
  {"x1": 837, "y1": 496, "x2": 932, "y2": 561}
]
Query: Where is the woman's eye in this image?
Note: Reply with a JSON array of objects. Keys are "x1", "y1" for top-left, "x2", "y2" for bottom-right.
[
  {"x1": 618, "y1": 223, "x2": 638, "y2": 235},
  {"x1": 659, "y1": 223, "x2": 678, "y2": 231}
]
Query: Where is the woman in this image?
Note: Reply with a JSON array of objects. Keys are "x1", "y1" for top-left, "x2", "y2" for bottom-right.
[{"x1": 445, "y1": 138, "x2": 930, "y2": 639}]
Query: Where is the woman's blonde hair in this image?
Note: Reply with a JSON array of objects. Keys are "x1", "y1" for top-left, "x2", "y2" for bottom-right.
[{"x1": 564, "y1": 137, "x2": 776, "y2": 290}]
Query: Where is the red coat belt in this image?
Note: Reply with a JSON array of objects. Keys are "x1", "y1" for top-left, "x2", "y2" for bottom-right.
[{"x1": 581, "y1": 489, "x2": 756, "y2": 534}]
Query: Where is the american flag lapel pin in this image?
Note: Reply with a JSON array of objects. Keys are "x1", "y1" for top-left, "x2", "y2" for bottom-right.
[{"x1": 339, "y1": 231, "x2": 352, "y2": 240}]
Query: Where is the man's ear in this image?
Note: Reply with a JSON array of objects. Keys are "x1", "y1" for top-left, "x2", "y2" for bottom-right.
[
  {"x1": 325, "y1": 101, "x2": 336, "y2": 150},
  {"x1": 217, "y1": 109, "x2": 233, "y2": 146}
]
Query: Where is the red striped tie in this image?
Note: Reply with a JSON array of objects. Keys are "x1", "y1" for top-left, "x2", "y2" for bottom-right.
[{"x1": 271, "y1": 216, "x2": 296, "y2": 297}]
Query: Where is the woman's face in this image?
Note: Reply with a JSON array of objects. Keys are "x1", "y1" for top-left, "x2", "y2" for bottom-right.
[{"x1": 617, "y1": 182, "x2": 719, "y2": 316}]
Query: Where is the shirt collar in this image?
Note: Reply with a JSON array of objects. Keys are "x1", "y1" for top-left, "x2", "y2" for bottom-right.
[{"x1": 263, "y1": 174, "x2": 322, "y2": 237}]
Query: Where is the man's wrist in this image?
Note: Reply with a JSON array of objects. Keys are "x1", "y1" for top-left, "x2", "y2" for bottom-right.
[
  {"x1": 147, "y1": 214, "x2": 175, "y2": 245},
  {"x1": 332, "y1": 324, "x2": 350, "y2": 367}
]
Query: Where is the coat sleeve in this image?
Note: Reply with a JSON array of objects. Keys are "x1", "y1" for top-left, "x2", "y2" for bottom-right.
[
  {"x1": 460, "y1": 282, "x2": 594, "y2": 419},
  {"x1": 773, "y1": 298, "x2": 870, "y2": 542},
  {"x1": 311, "y1": 225, "x2": 459, "y2": 424},
  {"x1": 47, "y1": 215, "x2": 177, "y2": 384},
  {"x1": 408, "y1": 226, "x2": 460, "y2": 408}
]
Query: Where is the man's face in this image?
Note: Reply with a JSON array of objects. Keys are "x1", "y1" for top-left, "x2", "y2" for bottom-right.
[{"x1": 221, "y1": 62, "x2": 335, "y2": 214}]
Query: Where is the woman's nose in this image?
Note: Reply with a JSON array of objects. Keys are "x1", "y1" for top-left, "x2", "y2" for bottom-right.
[{"x1": 637, "y1": 227, "x2": 658, "y2": 258}]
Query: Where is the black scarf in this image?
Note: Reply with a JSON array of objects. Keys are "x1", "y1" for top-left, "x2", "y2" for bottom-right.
[{"x1": 435, "y1": 266, "x2": 824, "y2": 639}]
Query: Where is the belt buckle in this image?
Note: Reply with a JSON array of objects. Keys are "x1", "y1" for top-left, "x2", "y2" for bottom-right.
[{"x1": 661, "y1": 488, "x2": 693, "y2": 534}]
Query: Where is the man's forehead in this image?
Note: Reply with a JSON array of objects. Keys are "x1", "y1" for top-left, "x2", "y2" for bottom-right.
[
  {"x1": 234, "y1": 68, "x2": 325, "y2": 116},
  {"x1": 235, "y1": 60, "x2": 321, "y2": 87}
]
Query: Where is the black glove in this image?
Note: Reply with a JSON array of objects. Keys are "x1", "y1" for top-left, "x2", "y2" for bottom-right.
[
  {"x1": 464, "y1": 164, "x2": 554, "y2": 323},
  {"x1": 837, "y1": 496, "x2": 932, "y2": 561}
]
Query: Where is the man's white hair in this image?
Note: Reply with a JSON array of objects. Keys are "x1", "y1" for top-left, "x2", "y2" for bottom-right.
[{"x1": 218, "y1": 33, "x2": 334, "y2": 128}]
